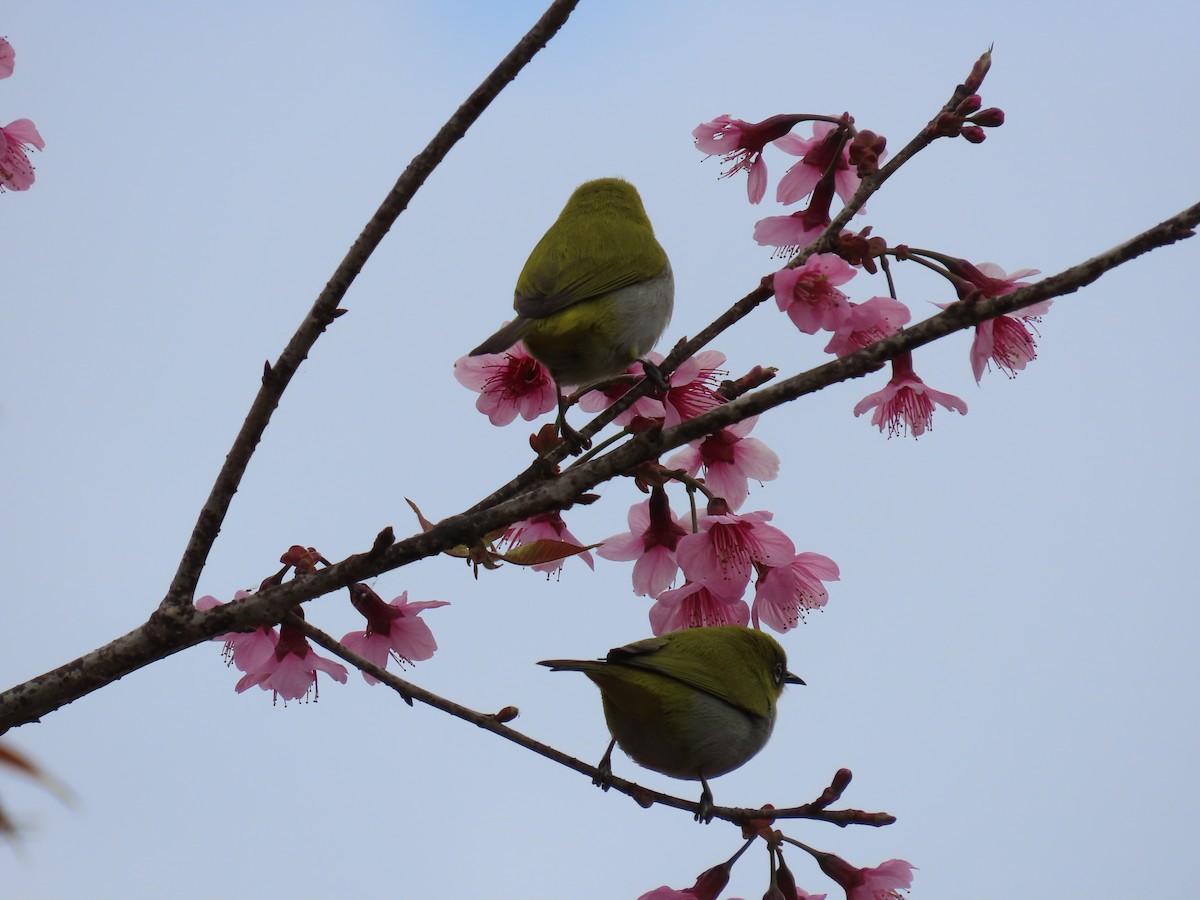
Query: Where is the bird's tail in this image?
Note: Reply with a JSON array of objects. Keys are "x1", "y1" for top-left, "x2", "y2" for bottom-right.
[
  {"x1": 470, "y1": 319, "x2": 529, "y2": 357},
  {"x1": 536, "y1": 659, "x2": 598, "y2": 673}
]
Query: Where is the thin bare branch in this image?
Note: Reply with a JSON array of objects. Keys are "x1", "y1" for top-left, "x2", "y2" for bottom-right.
[
  {"x1": 288, "y1": 614, "x2": 893, "y2": 827},
  {"x1": 159, "y1": 0, "x2": 583, "y2": 613}
]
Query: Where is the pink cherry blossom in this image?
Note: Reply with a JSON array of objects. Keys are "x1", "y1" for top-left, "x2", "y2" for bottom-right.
[
  {"x1": 934, "y1": 261, "x2": 1049, "y2": 380},
  {"x1": 637, "y1": 862, "x2": 732, "y2": 900},
  {"x1": 676, "y1": 508, "x2": 796, "y2": 601},
  {"x1": 752, "y1": 210, "x2": 828, "y2": 258},
  {"x1": 195, "y1": 591, "x2": 279, "y2": 674},
  {"x1": 775, "y1": 121, "x2": 876, "y2": 208},
  {"x1": 815, "y1": 852, "x2": 915, "y2": 900},
  {"x1": 649, "y1": 580, "x2": 750, "y2": 635},
  {"x1": 824, "y1": 296, "x2": 911, "y2": 357},
  {"x1": 936, "y1": 292, "x2": 1051, "y2": 385},
  {"x1": 661, "y1": 349, "x2": 727, "y2": 427},
  {"x1": 950, "y1": 260, "x2": 1039, "y2": 299},
  {"x1": 693, "y1": 114, "x2": 806, "y2": 204},
  {"x1": 597, "y1": 489, "x2": 690, "y2": 597},
  {"x1": 0, "y1": 38, "x2": 15, "y2": 79},
  {"x1": 454, "y1": 343, "x2": 557, "y2": 426},
  {"x1": 853, "y1": 352, "x2": 966, "y2": 438},
  {"x1": 666, "y1": 416, "x2": 779, "y2": 511},
  {"x1": 772, "y1": 253, "x2": 856, "y2": 334},
  {"x1": 1, "y1": 118, "x2": 45, "y2": 192},
  {"x1": 501, "y1": 510, "x2": 594, "y2": 575},
  {"x1": 341, "y1": 584, "x2": 449, "y2": 685},
  {"x1": 637, "y1": 888, "x2": 695, "y2": 900},
  {"x1": 967, "y1": 302, "x2": 1051, "y2": 381},
  {"x1": 850, "y1": 859, "x2": 915, "y2": 900},
  {"x1": 753, "y1": 175, "x2": 836, "y2": 259},
  {"x1": 235, "y1": 622, "x2": 348, "y2": 703},
  {"x1": 752, "y1": 552, "x2": 840, "y2": 633},
  {"x1": 578, "y1": 359, "x2": 667, "y2": 424}
]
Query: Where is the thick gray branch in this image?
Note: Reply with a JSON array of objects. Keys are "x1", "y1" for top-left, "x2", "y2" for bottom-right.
[{"x1": 1, "y1": 200, "x2": 1193, "y2": 735}]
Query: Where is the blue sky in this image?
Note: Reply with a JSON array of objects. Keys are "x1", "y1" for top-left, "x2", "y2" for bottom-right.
[{"x1": 2, "y1": 2, "x2": 1198, "y2": 898}]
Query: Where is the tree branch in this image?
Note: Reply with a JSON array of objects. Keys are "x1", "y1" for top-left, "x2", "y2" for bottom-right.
[
  {"x1": 159, "y1": 0, "x2": 583, "y2": 614},
  {"x1": 290, "y1": 614, "x2": 894, "y2": 828},
  {"x1": 1, "y1": 199, "x2": 1192, "y2": 735}
]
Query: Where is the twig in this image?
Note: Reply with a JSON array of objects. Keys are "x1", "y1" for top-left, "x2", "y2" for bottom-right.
[
  {"x1": 158, "y1": 0, "x2": 583, "y2": 614},
  {"x1": 289, "y1": 615, "x2": 893, "y2": 827}
]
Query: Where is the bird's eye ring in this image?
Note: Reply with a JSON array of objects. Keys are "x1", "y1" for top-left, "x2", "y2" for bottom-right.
[{"x1": 773, "y1": 662, "x2": 786, "y2": 684}]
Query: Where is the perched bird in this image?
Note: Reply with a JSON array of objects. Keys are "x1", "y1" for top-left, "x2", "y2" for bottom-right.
[
  {"x1": 469, "y1": 177, "x2": 674, "y2": 450},
  {"x1": 539, "y1": 625, "x2": 802, "y2": 822}
]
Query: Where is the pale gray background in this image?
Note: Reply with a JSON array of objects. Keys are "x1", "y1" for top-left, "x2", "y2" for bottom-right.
[{"x1": 2, "y1": 2, "x2": 1197, "y2": 898}]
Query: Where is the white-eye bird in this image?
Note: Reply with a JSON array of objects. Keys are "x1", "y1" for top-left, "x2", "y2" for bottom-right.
[
  {"x1": 539, "y1": 625, "x2": 802, "y2": 822},
  {"x1": 469, "y1": 177, "x2": 674, "y2": 449}
]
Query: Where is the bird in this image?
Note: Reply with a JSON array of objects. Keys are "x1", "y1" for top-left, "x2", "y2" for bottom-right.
[
  {"x1": 469, "y1": 177, "x2": 674, "y2": 450},
  {"x1": 539, "y1": 625, "x2": 802, "y2": 822}
]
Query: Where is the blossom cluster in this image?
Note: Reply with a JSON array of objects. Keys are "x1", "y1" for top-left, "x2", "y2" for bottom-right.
[
  {"x1": 457, "y1": 336, "x2": 839, "y2": 633},
  {"x1": 692, "y1": 110, "x2": 1049, "y2": 435},
  {"x1": 446, "y1": 73, "x2": 1044, "y2": 896},
  {"x1": 600, "y1": 494, "x2": 839, "y2": 637},
  {"x1": 195, "y1": 548, "x2": 447, "y2": 703},
  {"x1": 0, "y1": 37, "x2": 44, "y2": 192},
  {"x1": 638, "y1": 851, "x2": 914, "y2": 900}
]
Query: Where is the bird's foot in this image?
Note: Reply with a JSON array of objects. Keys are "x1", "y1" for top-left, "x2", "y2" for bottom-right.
[
  {"x1": 558, "y1": 418, "x2": 591, "y2": 454},
  {"x1": 640, "y1": 358, "x2": 669, "y2": 395},
  {"x1": 593, "y1": 739, "x2": 616, "y2": 791},
  {"x1": 694, "y1": 778, "x2": 715, "y2": 824}
]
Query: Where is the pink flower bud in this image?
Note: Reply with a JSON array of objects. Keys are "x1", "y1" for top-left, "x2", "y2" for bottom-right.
[
  {"x1": 964, "y1": 46, "x2": 993, "y2": 93},
  {"x1": 971, "y1": 106, "x2": 1005, "y2": 127}
]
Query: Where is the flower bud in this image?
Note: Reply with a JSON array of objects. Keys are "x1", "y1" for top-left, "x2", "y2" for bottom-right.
[
  {"x1": 956, "y1": 93, "x2": 982, "y2": 115},
  {"x1": 964, "y1": 46, "x2": 993, "y2": 93},
  {"x1": 971, "y1": 106, "x2": 1006, "y2": 127}
]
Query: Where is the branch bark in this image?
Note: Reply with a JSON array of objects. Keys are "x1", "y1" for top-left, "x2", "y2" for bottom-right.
[{"x1": 1, "y1": 198, "x2": 1193, "y2": 735}]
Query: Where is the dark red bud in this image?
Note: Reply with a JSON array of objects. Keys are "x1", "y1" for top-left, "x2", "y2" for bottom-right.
[
  {"x1": 749, "y1": 113, "x2": 811, "y2": 146},
  {"x1": 370, "y1": 527, "x2": 395, "y2": 555},
  {"x1": 706, "y1": 497, "x2": 732, "y2": 517},
  {"x1": 837, "y1": 227, "x2": 888, "y2": 273},
  {"x1": 348, "y1": 582, "x2": 385, "y2": 617},
  {"x1": 971, "y1": 106, "x2": 1005, "y2": 127},
  {"x1": 690, "y1": 863, "x2": 732, "y2": 900},
  {"x1": 964, "y1": 46, "x2": 993, "y2": 93},
  {"x1": 814, "y1": 850, "x2": 862, "y2": 890},
  {"x1": 956, "y1": 93, "x2": 982, "y2": 115},
  {"x1": 490, "y1": 706, "x2": 520, "y2": 723},
  {"x1": 647, "y1": 483, "x2": 673, "y2": 526},
  {"x1": 848, "y1": 129, "x2": 886, "y2": 176},
  {"x1": 775, "y1": 855, "x2": 798, "y2": 897},
  {"x1": 961, "y1": 125, "x2": 987, "y2": 143},
  {"x1": 813, "y1": 767, "x2": 854, "y2": 808}
]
